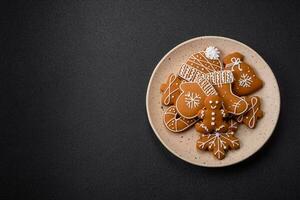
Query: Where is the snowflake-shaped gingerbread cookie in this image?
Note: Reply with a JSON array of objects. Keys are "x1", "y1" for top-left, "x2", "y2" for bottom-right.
[{"x1": 196, "y1": 131, "x2": 240, "y2": 160}]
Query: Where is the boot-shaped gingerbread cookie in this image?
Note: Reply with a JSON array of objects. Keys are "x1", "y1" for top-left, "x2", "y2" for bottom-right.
[
  {"x1": 205, "y1": 70, "x2": 249, "y2": 115},
  {"x1": 195, "y1": 95, "x2": 229, "y2": 134},
  {"x1": 223, "y1": 52, "x2": 263, "y2": 96}
]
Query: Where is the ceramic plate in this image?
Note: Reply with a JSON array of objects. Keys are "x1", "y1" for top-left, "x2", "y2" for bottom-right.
[{"x1": 146, "y1": 36, "x2": 280, "y2": 167}]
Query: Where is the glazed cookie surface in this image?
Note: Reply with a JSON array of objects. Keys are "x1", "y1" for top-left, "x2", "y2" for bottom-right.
[
  {"x1": 224, "y1": 52, "x2": 263, "y2": 96},
  {"x1": 237, "y1": 96, "x2": 264, "y2": 128},
  {"x1": 160, "y1": 73, "x2": 182, "y2": 106},
  {"x1": 195, "y1": 95, "x2": 228, "y2": 134},
  {"x1": 163, "y1": 106, "x2": 198, "y2": 133},
  {"x1": 196, "y1": 130, "x2": 240, "y2": 160}
]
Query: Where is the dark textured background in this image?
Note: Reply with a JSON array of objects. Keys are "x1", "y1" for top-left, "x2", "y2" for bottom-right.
[{"x1": 1, "y1": 0, "x2": 300, "y2": 199}]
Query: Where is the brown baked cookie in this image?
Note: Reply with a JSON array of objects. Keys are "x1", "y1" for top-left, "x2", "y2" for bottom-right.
[
  {"x1": 195, "y1": 95, "x2": 229, "y2": 134},
  {"x1": 224, "y1": 52, "x2": 263, "y2": 96},
  {"x1": 183, "y1": 46, "x2": 223, "y2": 74},
  {"x1": 227, "y1": 119, "x2": 239, "y2": 132},
  {"x1": 196, "y1": 130, "x2": 240, "y2": 160},
  {"x1": 163, "y1": 106, "x2": 198, "y2": 133},
  {"x1": 175, "y1": 82, "x2": 210, "y2": 119},
  {"x1": 206, "y1": 70, "x2": 249, "y2": 115},
  {"x1": 160, "y1": 73, "x2": 182, "y2": 106},
  {"x1": 237, "y1": 96, "x2": 263, "y2": 128}
]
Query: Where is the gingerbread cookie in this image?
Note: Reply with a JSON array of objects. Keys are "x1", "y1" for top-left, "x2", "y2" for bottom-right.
[
  {"x1": 205, "y1": 70, "x2": 249, "y2": 115},
  {"x1": 179, "y1": 59, "x2": 249, "y2": 115},
  {"x1": 227, "y1": 119, "x2": 239, "y2": 132},
  {"x1": 178, "y1": 47, "x2": 222, "y2": 83},
  {"x1": 195, "y1": 95, "x2": 229, "y2": 134},
  {"x1": 175, "y1": 80, "x2": 217, "y2": 119},
  {"x1": 224, "y1": 52, "x2": 263, "y2": 96},
  {"x1": 237, "y1": 96, "x2": 263, "y2": 128},
  {"x1": 196, "y1": 130, "x2": 240, "y2": 160},
  {"x1": 185, "y1": 46, "x2": 223, "y2": 73},
  {"x1": 163, "y1": 106, "x2": 198, "y2": 133},
  {"x1": 160, "y1": 73, "x2": 182, "y2": 106}
]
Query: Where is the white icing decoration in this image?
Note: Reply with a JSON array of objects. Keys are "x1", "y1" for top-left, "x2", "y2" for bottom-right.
[
  {"x1": 205, "y1": 70, "x2": 234, "y2": 86},
  {"x1": 184, "y1": 92, "x2": 201, "y2": 109},
  {"x1": 205, "y1": 46, "x2": 220, "y2": 60},
  {"x1": 247, "y1": 97, "x2": 260, "y2": 128},
  {"x1": 226, "y1": 57, "x2": 243, "y2": 71},
  {"x1": 215, "y1": 125, "x2": 225, "y2": 132},
  {"x1": 197, "y1": 131, "x2": 239, "y2": 159},
  {"x1": 200, "y1": 110, "x2": 205, "y2": 119},
  {"x1": 200, "y1": 123, "x2": 208, "y2": 132},
  {"x1": 162, "y1": 74, "x2": 179, "y2": 105},
  {"x1": 163, "y1": 106, "x2": 198, "y2": 133},
  {"x1": 178, "y1": 64, "x2": 217, "y2": 96},
  {"x1": 239, "y1": 73, "x2": 253, "y2": 87}
]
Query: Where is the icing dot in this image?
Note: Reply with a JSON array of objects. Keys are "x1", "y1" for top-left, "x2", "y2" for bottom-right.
[
  {"x1": 171, "y1": 95, "x2": 174, "y2": 98},
  {"x1": 211, "y1": 117, "x2": 215, "y2": 121},
  {"x1": 212, "y1": 112, "x2": 215, "y2": 116},
  {"x1": 211, "y1": 122, "x2": 215, "y2": 126}
]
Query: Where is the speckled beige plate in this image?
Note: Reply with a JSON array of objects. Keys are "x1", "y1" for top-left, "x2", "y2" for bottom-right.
[{"x1": 146, "y1": 36, "x2": 280, "y2": 167}]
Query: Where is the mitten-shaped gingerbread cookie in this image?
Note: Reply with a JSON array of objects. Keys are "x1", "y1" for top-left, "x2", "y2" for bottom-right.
[
  {"x1": 224, "y1": 52, "x2": 263, "y2": 96},
  {"x1": 175, "y1": 82, "x2": 213, "y2": 119},
  {"x1": 160, "y1": 73, "x2": 182, "y2": 106},
  {"x1": 195, "y1": 95, "x2": 228, "y2": 134},
  {"x1": 237, "y1": 96, "x2": 263, "y2": 128}
]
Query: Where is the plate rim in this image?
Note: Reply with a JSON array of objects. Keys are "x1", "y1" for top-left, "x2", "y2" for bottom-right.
[{"x1": 146, "y1": 36, "x2": 281, "y2": 167}]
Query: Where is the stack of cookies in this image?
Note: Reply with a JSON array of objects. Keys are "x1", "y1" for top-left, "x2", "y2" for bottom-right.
[{"x1": 160, "y1": 46, "x2": 264, "y2": 160}]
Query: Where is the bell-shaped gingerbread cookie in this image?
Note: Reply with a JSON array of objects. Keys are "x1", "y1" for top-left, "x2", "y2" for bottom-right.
[{"x1": 224, "y1": 52, "x2": 263, "y2": 96}]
